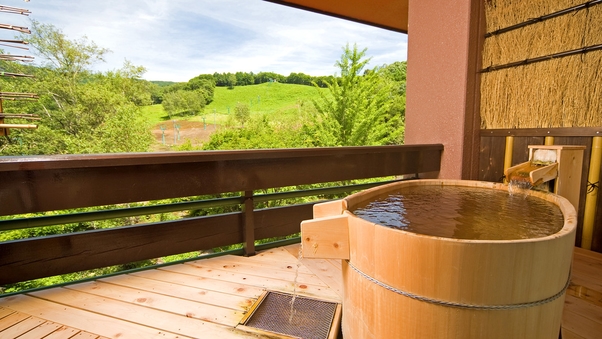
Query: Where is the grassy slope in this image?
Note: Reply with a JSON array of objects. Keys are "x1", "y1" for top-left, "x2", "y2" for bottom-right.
[{"x1": 141, "y1": 82, "x2": 326, "y2": 126}]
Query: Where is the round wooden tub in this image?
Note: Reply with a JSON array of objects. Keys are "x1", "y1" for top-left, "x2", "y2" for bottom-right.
[{"x1": 301, "y1": 180, "x2": 577, "y2": 339}]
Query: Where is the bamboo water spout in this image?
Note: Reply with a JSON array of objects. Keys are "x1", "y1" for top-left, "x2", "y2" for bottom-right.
[{"x1": 504, "y1": 145, "x2": 585, "y2": 211}]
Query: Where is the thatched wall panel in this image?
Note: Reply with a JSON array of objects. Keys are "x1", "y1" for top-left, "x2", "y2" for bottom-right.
[
  {"x1": 485, "y1": 0, "x2": 588, "y2": 33},
  {"x1": 484, "y1": 5, "x2": 602, "y2": 66},
  {"x1": 480, "y1": 51, "x2": 602, "y2": 129}
]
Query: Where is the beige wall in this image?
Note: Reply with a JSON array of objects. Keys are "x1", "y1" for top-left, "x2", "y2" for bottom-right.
[{"x1": 405, "y1": 0, "x2": 483, "y2": 179}]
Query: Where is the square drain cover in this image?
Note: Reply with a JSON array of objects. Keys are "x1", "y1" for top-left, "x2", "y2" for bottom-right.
[{"x1": 240, "y1": 291, "x2": 340, "y2": 339}]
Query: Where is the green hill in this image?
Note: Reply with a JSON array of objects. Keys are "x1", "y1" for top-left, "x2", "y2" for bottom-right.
[{"x1": 141, "y1": 82, "x2": 327, "y2": 126}]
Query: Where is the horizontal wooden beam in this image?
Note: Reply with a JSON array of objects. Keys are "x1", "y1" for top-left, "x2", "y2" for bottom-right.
[
  {"x1": 0, "y1": 145, "x2": 443, "y2": 216},
  {"x1": 481, "y1": 127, "x2": 602, "y2": 137}
]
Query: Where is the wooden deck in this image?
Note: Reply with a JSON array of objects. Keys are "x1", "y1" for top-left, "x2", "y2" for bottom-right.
[{"x1": 0, "y1": 244, "x2": 600, "y2": 339}]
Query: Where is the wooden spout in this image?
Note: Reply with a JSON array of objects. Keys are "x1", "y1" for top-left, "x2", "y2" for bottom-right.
[{"x1": 505, "y1": 161, "x2": 558, "y2": 186}]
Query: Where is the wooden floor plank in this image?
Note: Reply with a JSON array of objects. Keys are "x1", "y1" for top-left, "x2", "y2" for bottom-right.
[
  {"x1": 65, "y1": 281, "x2": 245, "y2": 327},
  {"x1": 186, "y1": 257, "x2": 330, "y2": 288},
  {"x1": 13, "y1": 321, "x2": 63, "y2": 339},
  {"x1": 69, "y1": 332, "x2": 99, "y2": 339},
  {"x1": 574, "y1": 247, "x2": 602, "y2": 261},
  {"x1": 0, "y1": 311, "x2": 29, "y2": 331},
  {"x1": 562, "y1": 308, "x2": 602, "y2": 339},
  {"x1": 564, "y1": 295, "x2": 602, "y2": 328},
  {"x1": 99, "y1": 274, "x2": 256, "y2": 311},
  {"x1": 161, "y1": 262, "x2": 340, "y2": 301},
  {"x1": 0, "y1": 316, "x2": 45, "y2": 338},
  {"x1": 297, "y1": 257, "x2": 344, "y2": 299},
  {"x1": 204, "y1": 254, "x2": 314, "y2": 275},
  {"x1": 0, "y1": 295, "x2": 191, "y2": 339},
  {"x1": 283, "y1": 243, "x2": 302, "y2": 258},
  {"x1": 561, "y1": 328, "x2": 588, "y2": 339},
  {"x1": 568, "y1": 283, "x2": 602, "y2": 309},
  {"x1": 42, "y1": 327, "x2": 81, "y2": 339},
  {"x1": 571, "y1": 263, "x2": 602, "y2": 291},
  {"x1": 29, "y1": 288, "x2": 257, "y2": 339},
  {"x1": 0, "y1": 306, "x2": 15, "y2": 320},
  {"x1": 130, "y1": 269, "x2": 265, "y2": 298},
  {"x1": 253, "y1": 246, "x2": 301, "y2": 262},
  {"x1": 284, "y1": 244, "x2": 345, "y2": 299},
  {"x1": 1, "y1": 245, "x2": 599, "y2": 338}
]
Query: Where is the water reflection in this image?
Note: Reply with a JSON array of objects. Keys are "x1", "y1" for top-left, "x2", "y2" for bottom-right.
[{"x1": 351, "y1": 185, "x2": 563, "y2": 240}]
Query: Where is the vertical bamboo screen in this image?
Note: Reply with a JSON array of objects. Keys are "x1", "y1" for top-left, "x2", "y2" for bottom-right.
[{"x1": 480, "y1": 0, "x2": 602, "y2": 129}]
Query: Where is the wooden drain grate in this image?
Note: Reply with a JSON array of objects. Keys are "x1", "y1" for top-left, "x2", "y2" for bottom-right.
[{"x1": 239, "y1": 291, "x2": 341, "y2": 339}]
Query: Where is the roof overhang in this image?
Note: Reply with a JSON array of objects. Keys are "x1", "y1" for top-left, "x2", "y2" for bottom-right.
[{"x1": 264, "y1": 0, "x2": 408, "y2": 33}]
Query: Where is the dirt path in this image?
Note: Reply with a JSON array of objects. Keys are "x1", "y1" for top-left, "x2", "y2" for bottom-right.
[{"x1": 150, "y1": 120, "x2": 217, "y2": 151}]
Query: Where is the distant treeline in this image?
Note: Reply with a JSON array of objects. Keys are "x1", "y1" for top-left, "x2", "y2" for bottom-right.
[{"x1": 152, "y1": 71, "x2": 334, "y2": 89}]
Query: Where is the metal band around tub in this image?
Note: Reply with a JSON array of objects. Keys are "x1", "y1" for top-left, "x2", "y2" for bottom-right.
[{"x1": 346, "y1": 260, "x2": 571, "y2": 310}]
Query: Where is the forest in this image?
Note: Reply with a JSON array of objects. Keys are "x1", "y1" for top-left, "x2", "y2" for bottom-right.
[{"x1": 0, "y1": 21, "x2": 407, "y2": 293}]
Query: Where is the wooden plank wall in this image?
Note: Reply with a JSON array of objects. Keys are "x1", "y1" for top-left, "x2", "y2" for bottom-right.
[{"x1": 479, "y1": 128, "x2": 602, "y2": 252}]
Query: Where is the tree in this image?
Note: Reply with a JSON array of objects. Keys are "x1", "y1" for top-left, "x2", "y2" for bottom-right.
[
  {"x1": 226, "y1": 73, "x2": 237, "y2": 89},
  {"x1": 379, "y1": 61, "x2": 407, "y2": 142},
  {"x1": 235, "y1": 72, "x2": 254, "y2": 86},
  {"x1": 162, "y1": 90, "x2": 206, "y2": 117},
  {"x1": 0, "y1": 21, "x2": 153, "y2": 155},
  {"x1": 234, "y1": 102, "x2": 250, "y2": 127},
  {"x1": 309, "y1": 44, "x2": 404, "y2": 146},
  {"x1": 28, "y1": 20, "x2": 110, "y2": 79},
  {"x1": 286, "y1": 72, "x2": 312, "y2": 85},
  {"x1": 184, "y1": 75, "x2": 215, "y2": 104}
]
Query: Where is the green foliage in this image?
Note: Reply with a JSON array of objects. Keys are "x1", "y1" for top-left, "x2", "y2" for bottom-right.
[
  {"x1": 379, "y1": 61, "x2": 407, "y2": 143},
  {"x1": 308, "y1": 44, "x2": 404, "y2": 146},
  {"x1": 235, "y1": 71, "x2": 254, "y2": 86},
  {"x1": 0, "y1": 22, "x2": 153, "y2": 155},
  {"x1": 254, "y1": 72, "x2": 286, "y2": 84},
  {"x1": 203, "y1": 115, "x2": 310, "y2": 150},
  {"x1": 28, "y1": 20, "x2": 110, "y2": 78},
  {"x1": 162, "y1": 89, "x2": 207, "y2": 118},
  {"x1": 234, "y1": 102, "x2": 250, "y2": 126},
  {"x1": 183, "y1": 75, "x2": 215, "y2": 103},
  {"x1": 286, "y1": 72, "x2": 312, "y2": 86},
  {"x1": 159, "y1": 75, "x2": 215, "y2": 107}
]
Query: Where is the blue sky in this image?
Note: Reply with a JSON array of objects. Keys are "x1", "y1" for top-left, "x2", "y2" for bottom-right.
[{"x1": 5, "y1": 0, "x2": 408, "y2": 81}]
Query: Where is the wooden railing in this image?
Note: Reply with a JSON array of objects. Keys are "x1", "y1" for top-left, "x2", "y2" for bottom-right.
[{"x1": 0, "y1": 145, "x2": 443, "y2": 285}]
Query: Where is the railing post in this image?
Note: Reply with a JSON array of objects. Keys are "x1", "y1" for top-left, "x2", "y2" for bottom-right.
[{"x1": 243, "y1": 190, "x2": 256, "y2": 256}]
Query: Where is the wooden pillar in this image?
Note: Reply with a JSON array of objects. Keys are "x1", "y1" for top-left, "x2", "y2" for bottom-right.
[
  {"x1": 405, "y1": 0, "x2": 485, "y2": 179},
  {"x1": 243, "y1": 190, "x2": 256, "y2": 256}
]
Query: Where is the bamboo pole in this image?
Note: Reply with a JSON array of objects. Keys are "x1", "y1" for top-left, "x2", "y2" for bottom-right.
[
  {"x1": 503, "y1": 136, "x2": 514, "y2": 183},
  {"x1": 581, "y1": 137, "x2": 602, "y2": 249},
  {"x1": 0, "y1": 23, "x2": 30, "y2": 34},
  {"x1": 0, "y1": 5, "x2": 31, "y2": 15},
  {"x1": 0, "y1": 123, "x2": 37, "y2": 129}
]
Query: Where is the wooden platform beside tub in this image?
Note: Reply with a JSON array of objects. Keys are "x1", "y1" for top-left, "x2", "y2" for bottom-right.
[{"x1": 0, "y1": 244, "x2": 600, "y2": 339}]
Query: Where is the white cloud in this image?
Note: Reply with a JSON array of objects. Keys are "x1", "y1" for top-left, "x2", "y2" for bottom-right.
[{"x1": 5, "y1": 0, "x2": 407, "y2": 81}]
